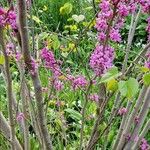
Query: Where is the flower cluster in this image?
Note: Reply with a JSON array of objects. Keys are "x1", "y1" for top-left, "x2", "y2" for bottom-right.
[
  {"x1": 89, "y1": 93, "x2": 99, "y2": 102},
  {"x1": 41, "y1": 47, "x2": 61, "y2": 77},
  {"x1": 90, "y1": 0, "x2": 133, "y2": 76},
  {"x1": 140, "y1": 138, "x2": 150, "y2": 150},
  {"x1": 67, "y1": 75, "x2": 87, "y2": 90},
  {"x1": 53, "y1": 79, "x2": 64, "y2": 91},
  {"x1": 41, "y1": 47, "x2": 64, "y2": 91},
  {"x1": 0, "y1": 7, "x2": 17, "y2": 30},
  {"x1": 90, "y1": 45, "x2": 114, "y2": 75},
  {"x1": 89, "y1": 0, "x2": 150, "y2": 76},
  {"x1": 145, "y1": 52, "x2": 150, "y2": 69},
  {"x1": 139, "y1": 0, "x2": 150, "y2": 13},
  {"x1": 72, "y1": 75, "x2": 87, "y2": 90},
  {"x1": 146, "y1": 17, "x2": 150, "y2": 42},
  {"x1": 6, "y1": 43, "x2": 22, "y2": 61}
]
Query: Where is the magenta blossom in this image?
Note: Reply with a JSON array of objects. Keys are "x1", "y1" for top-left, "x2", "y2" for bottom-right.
[
  {"x1": 140, "y1": 138, "x2": 150, "y2": 150},
  {"x1": 90, "y1": 45, "x2": 114, "y2": 76},
  {"x1": 53, "y1": 79, "x2": 64, "y2": 91},
  {"x1": 16, "y1": 113, "x2": 25, "y2": 122},
  {"x1": 89, "y1": 93, "x2": 99, "y2": 102},
  {"x1": 0, "y1": 7, "x2": 17, "y2": 30},
  {"x1": 118, "y1": 107, "x2": 127, "y2": 116},
  {"x1": 71, "y1": 75, "x2": 87, "y2": 90},
  {"x1": 41, "y1": 47, "x2": 61, "y2": 77}
]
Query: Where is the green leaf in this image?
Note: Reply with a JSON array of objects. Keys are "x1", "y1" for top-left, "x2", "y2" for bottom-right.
[
  {"x1": 118, "y1": 78, "x2": 139, "y2": 99},
  {"x1": 51, "y1": 34, "x2": 60, "y2": 50},
  {"x1": 118, "y1": 81, "x2": 127, "y2": 97},
  {"x1": 0, "y1": 54, "x2": 5, "y2": 65},
  {"x1": 100, "y1": 67, "x2": 122, "y2": 83},
  {"x1": 60, "y1": 3, "x2": 73, "y2": 15},
  {"x1": 65, "y1": 108, "x2": 82, "y2": 121},
  {"x1": 143, "y1": 73, "x2": 150, "y2": 86},
  {"x1": 72, "y1": 14, "x2": 85, "y2": 23},
  {"x1": 107, "y1": 130, "x2": 115, "y2": 143},
  {"x1": 140, "y1": 66, "x2": 149, "y2": 73},
  {"x1": 38, "y1": 32, "x2": 49, "y2": 40},
  {"x1": 106, "y1": 79, "x2": 118, "y2": 92},
  {"x1": 32, "y1": 15, "x2": 42, "y2": 24},
  {"x1": 126, "y1": 78, "x2": 139, "y2": 99}
]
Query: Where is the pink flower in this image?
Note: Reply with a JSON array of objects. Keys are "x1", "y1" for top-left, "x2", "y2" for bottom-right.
[
  {"x1": 134, "y1": 135, "x2": 139, "y2": 142},
  {"x1": 53, "y1": 79, "x2": 64, "y2": 91},
  {"x1": 89, "y1": 93, "x2": 99, "y2": 102},
  {"x1": 90, "y1": 45, "x2": 114, "y2": 76},
  {"x1": 41, "y1": 47, "x2": 61, "y2": 77},
  {"x1": 118, "y1": 4, "x2": 129, "y2": 17},
  {"x1": 95, "y1": 19, "x2": 108, "y2": 31},
  {"x1": 118, "y1": 107, "x2": 127, "y2": 116},
  {"x1": 0, "y1": 7, "x2": 5, "y2": 15},
  {"x1": 16, "y1": 113, "x2": 24, "y2": 122},
  {"x1": 6, "y1": 43, "x2": 14, "y2": 57},
  {"x1": 0, "y1": 7, "x2": 17, "y2": 30},
  {"x1": 99, "y1": 0, "x2": 110, "y2": 12},
  {"x1": 15, "y1": 51, "x2": 22, "y2": 61},
  {"x1": 98, "y1": 32, "x2": 106, "y2": 41},
  {"x1": 71, "y1": 75, "x2": 87, "y2": 90},
  {"x1": 140, "y1": 138, "x2": 150, "y2": 150},
  {"x1": 110, "y1": 28, "x2": 121, "y2": 42}
]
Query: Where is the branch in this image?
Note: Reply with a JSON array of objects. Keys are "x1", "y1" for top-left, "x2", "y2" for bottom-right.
[
  {"x1": 132, "y1": 119, "x2": 150, "y2": 150},
  {"x1": 124, "y1": 88, "x2": 150, "y2": 149},
  {"x1": 17, "y1": 0, "x2": 53, "y2": 149},
  {"x1": 0, "y1": 112, "x2": 23, "y2": 150},
  {"x1": 122, "y1": 6, "x2": 141, "y2": 75},
  {"x1": 0, "y1": 26, "x2": 16, "y2": 150},
  {"x1": 115, "y1": 85, "x2": 148, "y2": 150},
  {"x1": 125, "y1": 42, "x2": 150, "y2": 75}
]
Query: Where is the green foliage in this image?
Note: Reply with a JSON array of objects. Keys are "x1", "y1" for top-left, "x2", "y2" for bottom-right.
[
  {"x1": 143, "y1": 73, "x2": 150, "y2": 86},
  {"x1": 65, "y1": 108, "x2": 82, "y2": 121},
  {"x1": 100, "y1": 67, "x2": 122, "y2": 83},
  {"x1": 118, "y1": 78, "x2": 139, "y2": 99},
  {"x1": 60, "y1": 3, "x2": 73, "y2": 15},
  {"x1": 0, "y1": 54, "x2": 5, "y2": 65}
]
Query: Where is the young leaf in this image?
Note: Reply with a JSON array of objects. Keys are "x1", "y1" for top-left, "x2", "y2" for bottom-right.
[
  {"x1": 118, "y1": 81, "x2": 127, "y2": 97},
  {"x1": 100, "y1": 67, "x2": 122, "y2": 83},
  {"x1": 106, "y1": 79, "x2": 118, "y2": 92},
  {"x1": 51, "y1": 34, "x2": 60, "y2": 50},
  {"x1": 143, "y1": 73, "x2": 150, "y2": 86},
  {"x1": 126, "y1": 78, "x2": 139, "y2": 99},
  {"x1": 118, "y1": 78, "x2": 139, "y2": 99},
  {"x1": 32, "y1": 15, "x2": 42, "y2": 24},
  {"x1": 60, "y1": 3, "x2": 73, "y2": 15},
  {"x1": 0, "y1": 54, "x2": 5, "y2": 65},
  {"x1": 72, "y1": 14, "x2": 85, "y2": 23}
]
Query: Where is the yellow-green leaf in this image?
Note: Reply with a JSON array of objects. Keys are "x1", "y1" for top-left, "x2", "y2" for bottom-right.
[
  {"x1": 118, "y1": 78, "x2": 139, "y2": 99},
  {"x1": 32, "y1": 15, "x2": 42, "y2": 24},
  {"x1": 106, "y1": 79, "x2": 118, "y2": 92},
  {"x1": 143, "y1": 73, "x2": 150, "y2": 86},
  {"x1": 141, "y1": 66, "x2": 149, "y2": 73},
  {"x1": 60, "y1": 3, "x2": 73, "y2": 15},
  {"x1": 0, "y1": 55, "x2": 5, "y2": 65}
]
